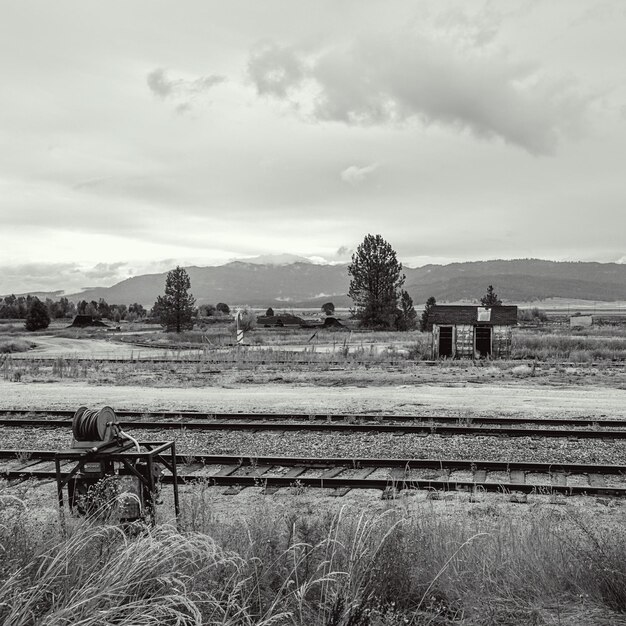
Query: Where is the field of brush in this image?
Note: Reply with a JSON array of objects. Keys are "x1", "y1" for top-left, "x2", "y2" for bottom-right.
[
  {"x1": 2, "y1": 316, "x2": 626, "y2": 624},
  {"x1": 3, "y1": 478, "x2": 626, "y2": 625}
]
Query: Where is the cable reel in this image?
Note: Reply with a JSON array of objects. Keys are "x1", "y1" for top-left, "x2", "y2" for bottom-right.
[{"x1": 72, "y1": 406, "x2": 121, "y2": 450}]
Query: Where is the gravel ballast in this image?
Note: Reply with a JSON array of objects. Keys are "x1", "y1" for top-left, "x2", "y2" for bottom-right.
[{"x1": 3, "y1": 424, "x2": 626, "y2": 465}]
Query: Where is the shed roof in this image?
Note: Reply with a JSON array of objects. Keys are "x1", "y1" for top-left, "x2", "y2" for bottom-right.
[{"x1": 428, "y1": 305, "x2": 518, "y2": 327}]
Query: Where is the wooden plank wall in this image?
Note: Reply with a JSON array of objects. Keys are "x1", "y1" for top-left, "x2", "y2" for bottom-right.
[
  {"x1": 492, "y1": 325, "x2": 512, "y2": 358},
  {"x1": 455, "y1": 324, "x2": 474, "y2": 358}
]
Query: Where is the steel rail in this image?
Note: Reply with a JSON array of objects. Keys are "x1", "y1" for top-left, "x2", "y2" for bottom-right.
[
  {"x1": 7, "y1": 355, "x2": 625, "y2": 366},
  {"x1": 4, "y1": 357, "x2": 410, "y2": 365},
  {"x1": 2, "y1": 449, "x2": 626, "y2": 474},
  {"x1": 1, "y1": 408, "x2": 626, "y2": 428},
  {"x1": 1, "y1": 450, "x2": 625, "y2": 496},
  {"x1": 1, "y1": 415, "x2": 626, "y2": 438}
]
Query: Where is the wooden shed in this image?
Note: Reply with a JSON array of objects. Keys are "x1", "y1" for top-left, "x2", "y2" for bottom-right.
[{"x1": 427, "y1": 305, "x2": 518, "y2": 359}]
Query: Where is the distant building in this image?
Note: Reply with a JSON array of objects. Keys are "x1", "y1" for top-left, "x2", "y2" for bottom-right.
[
  {"x1": 569, "y1": 315, "x2": 593, "y2": 329},
  {"x1": 427, "y1": 305, "x2": 518, "y2": 359},
  {"x1": 70, "y1": 314, "x2": 106, "y2": 328},
  {"x1": 256, "y1": 313, "x2": 304, "y2": 327}
]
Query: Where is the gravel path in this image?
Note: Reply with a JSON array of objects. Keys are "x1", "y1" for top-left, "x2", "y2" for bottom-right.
[
  {"x1": 3, "y1": 424, "x2": 626, "y2": 465},
  {"x1": 2, "y1": 380, "x2": 626, "y2": 418}
]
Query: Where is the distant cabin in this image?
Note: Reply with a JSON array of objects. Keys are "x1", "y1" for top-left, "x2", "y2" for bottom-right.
[
  {"x1": 427, "y1": 305, "x2": 518, "y2": 359},
  {"x1": 70, "y1": 315, "x2": 106, "y2": 328},
  {"x1": 570, "y1": 315, "x2": 593, "y2": 329},
  {"x1": 256, "y1": 314, "x2": 305, "y2": 328}
]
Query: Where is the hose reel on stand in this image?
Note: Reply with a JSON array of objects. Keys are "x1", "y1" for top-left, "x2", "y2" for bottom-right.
[{"x1": 66, "y1": 406, "x2": 160, "y2": 521}]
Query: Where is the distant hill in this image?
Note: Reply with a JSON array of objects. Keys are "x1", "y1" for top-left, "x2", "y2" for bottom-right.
[
  {"x1": 60, "y1": 258, "x2": 626, "y2": 308},
  {"x1": 0, "y1": 290, "x2": 65, "y2": 301},
  {"x1": 65, "y1": 262, "x2": 351, "y2": 307},
  {"x1": 404, "y1": 260, "x2": 626, "y2": 303}
]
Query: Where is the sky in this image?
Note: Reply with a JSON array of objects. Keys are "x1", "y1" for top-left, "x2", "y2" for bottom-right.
[{"x1": 1, "y1": 0, "x2": 625, "y2": 294}]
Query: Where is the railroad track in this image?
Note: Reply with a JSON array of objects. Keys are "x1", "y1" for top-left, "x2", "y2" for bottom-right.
[
  {"x1": 1, "y1": 450, "x2": 625, "y2": 497},
  {"x1": 1, "y1": 409, "x2": 626, "y2": 439},
  {"x1": 6, "y1": 355, "x2": 626, "y2": 367}
]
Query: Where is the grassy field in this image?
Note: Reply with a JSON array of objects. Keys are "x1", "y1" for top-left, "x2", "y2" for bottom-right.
[
  {"x1": 111, "y1": 322, "x2": 626, "y2": 362},
  {"x1": 2, "y1": 482, "x2": 626, "y2": 625}
]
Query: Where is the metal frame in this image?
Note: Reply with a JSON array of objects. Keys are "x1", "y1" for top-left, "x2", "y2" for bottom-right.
[{"x1": 54, "y1": 440, "x2": 180, "y2": 524}]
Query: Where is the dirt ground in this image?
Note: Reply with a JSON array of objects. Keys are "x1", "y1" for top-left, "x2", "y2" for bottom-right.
[
  {"x1": 10, "y1": 335, "x2": 203, "y2": 359},
  {"x1": 1, "y1": 379, "x2": 625, "y2": 418}
]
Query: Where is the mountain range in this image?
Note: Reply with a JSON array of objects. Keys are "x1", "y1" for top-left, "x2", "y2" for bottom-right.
[{"x1": 49, "y1": 258, "x2": 626, "y2": 308}]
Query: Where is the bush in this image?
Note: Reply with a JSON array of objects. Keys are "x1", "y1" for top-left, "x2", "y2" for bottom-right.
[
  {"x1": 518, "y1": 307, "x2": 548, "y2": 323},
  {"x1": 24, "y1": 299, "x2": 50, "y2": 331},
  {"x1": 234, "y1": 306, "x2": 256, "y2": 333},
  {"x1": 0, "y1": 339, "x2": 33, "y2": 354}
]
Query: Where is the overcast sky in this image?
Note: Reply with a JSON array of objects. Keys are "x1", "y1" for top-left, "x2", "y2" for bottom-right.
[{"x1": 1, "y1": 0, "x2": 625, "y2": 294}]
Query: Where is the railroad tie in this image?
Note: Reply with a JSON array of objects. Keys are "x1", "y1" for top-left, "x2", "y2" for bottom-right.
[
  {"x1": 473, "y1": 469, "x2": 487, "y2": 483},
  {"x1": 282, "y1": 466, "x2": 307, "y2": 479},
  {"x1": 588, "y1": 474, "x2": 607, "y2": 488},
  {"x1": 320, "y1": 467, "x2": 344, "y2": 480},
  {"x1": 509, "y1": 470, "x2": 526, "y2": 485},
  {"x1": 213, "y1": 464, "x2": 240, "y2": 477},
  {"x1": 550, "y1": 472, "x2": 567, "y2": 487}
]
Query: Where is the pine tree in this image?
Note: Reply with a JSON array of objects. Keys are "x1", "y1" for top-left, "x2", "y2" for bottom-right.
[
  {"x1": 480, "y1": 285, "x2": 502, "y2": 306},
  {"x1": 348, "y1": 234, "x2": 405, "y2": 329},
  {"x1": 154, "y1": 266, "x2": 196, "y2": 332},
  {"x1": 266, "y1": 307, "x2": 274, "y2": 317},
  {"x1": 420, "y1": 296, "x2": 437, "y2": 332},
  {"x1": 25, "y1": 298, "x2": 50, "y2": 331},
  {"x1": 396, "y1": 290, "x2": 417, "y2": 330}
]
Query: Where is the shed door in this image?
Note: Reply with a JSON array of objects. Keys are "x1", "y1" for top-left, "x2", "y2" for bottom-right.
[
  {"x1": 439, "y1": 326, "x2": 453, "y2": 358},
  {"x1": 475, "y1": 326, "x2": 492, "y2": 357}
]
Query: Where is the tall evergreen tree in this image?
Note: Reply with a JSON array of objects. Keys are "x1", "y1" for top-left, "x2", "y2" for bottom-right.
[
  {"x1": 480, "y1": 285, "x2": 502, "y2": 306},
  {"x1": 396, "y1": 290, "x2": 417, "y2": 330},
  {"x1": 420, "y1": 296, "x2": 437, "y2": 332},
  {"x1": 154, "y1": 266, "x2": 196, "y2": 332},
  {"x1": 348, "y1": 234, "x2": 405, "y2": 329}
]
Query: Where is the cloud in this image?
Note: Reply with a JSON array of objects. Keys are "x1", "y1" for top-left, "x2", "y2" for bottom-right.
[
  {"x1": 248, "y1": 42, "x2": 305, "y2": 98},
  {"x1": 146, "y1": 68, "x2": 226, "y2": 103},
  {"x1": 248, "y1": 31, "x2": 587, "y2": 155},
  {"x1": 340, "y1": 163, "x2": 379, "y2": 185},
  {"x1": 83, "y1": 262, "x2": 127, "y2": 281}
]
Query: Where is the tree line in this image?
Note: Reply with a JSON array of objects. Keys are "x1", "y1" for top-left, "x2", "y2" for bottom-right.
[
  {"x1": 0, "y1": 295, "x2": 148, "y2": 323},
  {"x1": 152, "y1": 239, "x2": 508, "y2": 334},
  {"x1": 6, "y1": 238, "x2": 507, "y2": 334}
]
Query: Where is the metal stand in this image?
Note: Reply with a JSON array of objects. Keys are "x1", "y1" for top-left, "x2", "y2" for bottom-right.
[{"x1": 54, "y1": 440, "x2": 180, "y2": 525}]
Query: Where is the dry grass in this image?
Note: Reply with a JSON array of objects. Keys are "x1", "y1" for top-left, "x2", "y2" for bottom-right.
[
  {"x1": 512, "y1": 329, "x2": 626, "y2": 361},
  {"x1": 0, "y1": 323, "x2": 24, "y2": 336},
  {"x1": 3, "y1": 482, "x2": 626, "y2": 625},
  {"x1": 0, "y1": 338, "x2": 33, "y2": 354}
]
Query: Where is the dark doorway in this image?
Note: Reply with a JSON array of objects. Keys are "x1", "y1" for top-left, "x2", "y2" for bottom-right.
[
  {"x1": 439, "y1": 326, "x2": 453, "y2": 357},
  {"x1": 475, "y1": 326, "x2": 492, "y2": 357}
]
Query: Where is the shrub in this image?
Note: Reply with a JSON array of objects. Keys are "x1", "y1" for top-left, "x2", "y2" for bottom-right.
[
  {"x1": 24, "y1": 299, "x2": 50, "y2": 331},
  {"x1": 321, "y1": 302, "x2": 335, "y2": 316},
  {"x1": 518, "y1": 308, "x2": 548, "y2": 323},
  {"x1": 234, "y1": 306, "x2": 256, "y2": 333},
  {"x1": 0, "y1": 339, "x2": 33, "y2": 354}
]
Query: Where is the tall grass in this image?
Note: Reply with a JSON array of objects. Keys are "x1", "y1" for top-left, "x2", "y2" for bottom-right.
[
  {"x1": 0, "y1": 338, "x2": 33, "y2": 354},
  {"x1": 3, "y1": 484, "x2": 626, "y2": 625},
  {"x1": 513, "y1": 329, "x2": 626, "y2": 361}
]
